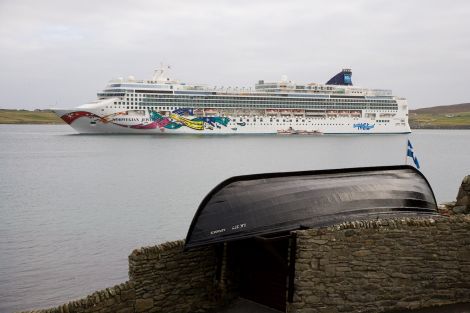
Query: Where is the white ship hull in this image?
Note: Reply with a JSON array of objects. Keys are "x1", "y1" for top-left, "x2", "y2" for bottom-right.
[{"x1": 53, "y1": 107, "x2": 410, "y2": 135}]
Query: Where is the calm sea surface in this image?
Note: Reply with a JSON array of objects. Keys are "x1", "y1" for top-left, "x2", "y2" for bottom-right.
[{"x1": 0, "y1": 125, "x2": 469, "y2": 312}]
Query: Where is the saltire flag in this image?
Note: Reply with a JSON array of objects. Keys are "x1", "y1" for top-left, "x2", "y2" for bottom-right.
[{"x1": 407, "y1": 140, "x2": 420, "y2": 169}]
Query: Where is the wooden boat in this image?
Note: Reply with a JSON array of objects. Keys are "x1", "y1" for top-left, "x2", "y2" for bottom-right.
[{"x1": 185, "y1": 166, "x2": 438, "y2": 249}]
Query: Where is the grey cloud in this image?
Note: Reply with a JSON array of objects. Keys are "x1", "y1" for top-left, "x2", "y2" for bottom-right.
[{"x1": 0, "y1": 0, "x2": 469, "y2": 109}]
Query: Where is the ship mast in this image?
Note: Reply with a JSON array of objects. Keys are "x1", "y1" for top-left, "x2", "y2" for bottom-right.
[{"x1": 152, "y1": 63, "x2": 172, "y2": 83}]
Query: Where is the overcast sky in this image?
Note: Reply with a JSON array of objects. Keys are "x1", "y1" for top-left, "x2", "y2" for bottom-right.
[{"x1": 0, "y1": 0, "x2": 469, "y2": 109}]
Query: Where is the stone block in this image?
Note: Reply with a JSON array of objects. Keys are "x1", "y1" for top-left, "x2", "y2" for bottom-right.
[
  {"x1": 296, "y1": 308, "x2": 317, "y2": 313},
  {"x1": 323, "y1": 264, "x2": 336, "y2": 276},
  {"x1": 317, "y1": 306, "x2": 338, "y2": 313},
  {"x1": 456, "y1": 175, "x2": 470, "y2": 206},
  {"x1": 296, "y1": 263, "x2": 311, "y2": 271},
  {"x1": 135, "y1": 298, "x2": 154, "y2": 312},
  {"x1": 120, "y1": 289, "x2": 136, "y2": 301},
  {"x1": 352, "y1": 249, "x2": 371, "y2": 257},
  {"x1": 344, "y1": 229, "x2": 356, "y2": 237},
  {"x1": 311, "y1": 239, "x2": 329, "y2": 245},
  {"x1": 453, "y1": 205, "x2": 469, "y2": 214},
  {"x1": 305, "y1": 295, "x2": 321, "y2": 303}
]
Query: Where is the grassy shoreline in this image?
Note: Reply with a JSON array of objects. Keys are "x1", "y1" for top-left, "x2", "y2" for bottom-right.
[
  {"x1": 409, "y1": 112, "x2": 470, "y2": 129},
  {"x1": 0, "y1": 109, "x2": 64, "y2": 124},
  {"x1": 409, "y1": 102, "x2": 470, "y2": 129}
]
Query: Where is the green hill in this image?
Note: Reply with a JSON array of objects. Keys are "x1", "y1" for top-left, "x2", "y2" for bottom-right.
[
  {"x1": 409, "y1": 103, "x2": 470, "y2": 129},
  {"x1": 0, "y1": 109, "x2": 64, "y2": 124}
]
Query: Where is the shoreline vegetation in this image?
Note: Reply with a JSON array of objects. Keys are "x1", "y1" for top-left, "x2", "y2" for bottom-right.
[
  {"x1": 0, "y1": 109, "x2": 64, "y2": 124},
  {"x1": 1, "y1": 103, "x2": 470, "y2": 128},
  {"x1": 409, "y1": 103, "x2": 470, "y2": 129}
]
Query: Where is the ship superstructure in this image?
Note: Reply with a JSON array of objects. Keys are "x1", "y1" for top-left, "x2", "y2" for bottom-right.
[{"x1": 53, "y1": 67, "x2": 410, "y2": 134}]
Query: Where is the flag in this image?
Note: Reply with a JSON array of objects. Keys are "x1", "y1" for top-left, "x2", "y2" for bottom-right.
[{"x1": 407, "y1": 140, "x2": 420, "y2": 169}]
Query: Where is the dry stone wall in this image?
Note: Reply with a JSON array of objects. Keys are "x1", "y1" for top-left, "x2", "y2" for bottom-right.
[
  {"x1": 289, "y1": 215, "x2": 470, "y2": 313},
  {"x1": 16, "y1": 281, "x2": 135, "y2": 313},
  {"x1": 17, "y1": 241, "x2": 232, "y2": 313},
  {"x1": 456, "y1": 175, "x2": 470, "y2": 209},
  {"x1": 437, "y1": 175, "x2": 470, "y2": 215},
  {"x1": 128, "y1": 240, "x2": 232, "y2": 313}
]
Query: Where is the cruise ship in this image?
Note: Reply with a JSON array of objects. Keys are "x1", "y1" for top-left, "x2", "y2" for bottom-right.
[{"x1": 53, "y1": 67, "x2": 410, "y2": 134}]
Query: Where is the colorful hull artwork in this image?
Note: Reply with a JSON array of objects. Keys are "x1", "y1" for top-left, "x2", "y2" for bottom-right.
[
  {"x1": 60, "y1": 111, "x2": 101, "y2": 124},
  {"x1": 60, "y1": 108, "x2": 233, "y2": 132}
]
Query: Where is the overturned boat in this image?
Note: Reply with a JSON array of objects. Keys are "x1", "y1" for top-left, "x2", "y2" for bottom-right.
[{"x1": 185, "y1": 165, "x2": 437, "y2": 249}]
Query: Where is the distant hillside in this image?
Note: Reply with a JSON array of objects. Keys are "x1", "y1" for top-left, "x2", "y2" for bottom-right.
[
  {"x1": 409, "y1": 103, "x2": 470, "y2": 129},
  {"x1": 410, "y1": 103, "x2": 470, "y2": 114},
  {"x1": 0, "y1": 109, "x2": 64, "y2": 124}
]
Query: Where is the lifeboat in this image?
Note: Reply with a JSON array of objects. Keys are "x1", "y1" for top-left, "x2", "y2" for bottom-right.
[
  {"x1": 305, "y1": 110, "x2": 325, "y2": 116},
  {"x1": 204, "y1": 108, "x2": 218, "y2": 115}
]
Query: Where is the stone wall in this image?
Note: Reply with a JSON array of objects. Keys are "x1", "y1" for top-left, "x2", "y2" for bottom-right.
[
  {"x1": 438, "y1": 175, "x2": 470, "y2": 215},
  {"x1": 17, "y1": 241, "x2": 234, "y2": 313},
  {"x1": 289, "y1": 215, "x2": 470, "y2": 313},
  {"x1": 128, "y1": 240, "x2": 234, "y2": 313},
  {"x1": 17, "y1": 281, "x2": 135, "y2": 313}
]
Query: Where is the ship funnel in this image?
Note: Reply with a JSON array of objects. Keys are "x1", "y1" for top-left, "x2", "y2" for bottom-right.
[{"x1": 326, "y1": 68, "x2": 353, "y2": 86}]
